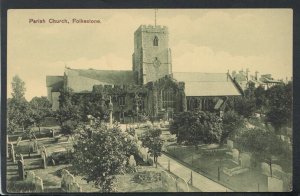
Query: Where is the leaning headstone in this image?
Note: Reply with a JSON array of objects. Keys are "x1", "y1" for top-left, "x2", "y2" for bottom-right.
[
  {"x1": 268, "y1": 177, "x2": 283, "y2": 192},
  {"x1": 35, "y1": 176, "x2": 44, "y2": 192},
  {"x1": 33, "y1": 140, "x2": 38, "y2": 153},
  {"x1": 240, "y1": 153, "x2": 251, "y2": 168},
  {"x1": 231, "y1": 149, "x2": 239, "y2": 162},
  {"x1": 69, "y1": 182, "x2": 82, "y2": 192},
  {"x1": 61, "y1": 170, "x2": 68, "y2": 190},
  {"x1": 227, "y1": 140, "x2": 234, "y2": 149},
  {"x1": 26, "y1": 171, "x2": 36, "y2": 183},
  {"x1": 65, "y1": 174, "x2": 75, "y2": 191},
  {"x1": 16, "y1": 136, "x2": 22, "y2": 146},
  {"x1": 261, "y1": 162, "x2": 271, "y2": 176},
  {"x1": 18, "y1": 160, "x2": 25, "y2": 180},
  {"x1": 129, "y1": 155, "x2": 136, "y2": 167},
  {"x1": 41, "y1": 153, "x2": 47, "y2": 169},
  {"x1": 161, "y1": 171, "x2": 177, "y2": 192},
  {"x1": 20, "y1": 154, "x2": 24, "y2": 162},
  {"x1": 176, "y1": 177, "x2": 189, "y2": 192}
]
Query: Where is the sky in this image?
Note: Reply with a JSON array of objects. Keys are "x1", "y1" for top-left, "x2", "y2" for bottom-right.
[{"x1": 7, "y1": 9, "x2": 293, "y2": 100}]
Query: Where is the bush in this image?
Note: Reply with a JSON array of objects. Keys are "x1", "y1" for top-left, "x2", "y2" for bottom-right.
[
  {"x1": 7, "y1": 180, "x2": 36, "y2": 193},
  {"x1": 132, "y1": 171, "x2": 161, "y2": 184},
  {"x1": 61, "y1": 120, "x2": 78, "y2": 135},
  {"x1": 48, "y1": 150, "x2": 72, "y2": 165}
]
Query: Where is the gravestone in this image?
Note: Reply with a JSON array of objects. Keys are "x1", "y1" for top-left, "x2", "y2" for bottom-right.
[
  {"x1": 41, "y1": 153, "x2": 47, "y2": 169},
  {"x1": 129, "y1": 155, "x2": 136, "y2": 167},
  {"x1": 231, "y1": 149, "x2": 239, "y2": 162},
  {"x1": 16, "y1": 136, "x2": 22, "y2": 146},
  {"x1": 176, "y1": 177, "x2": 189, "y2": 192},
  {"x1": 268, "y1": 177, "x2": 283, "y2": 192},
  {"x1": 61, "y1": 169, "x2": 71, "y2": 190},
  {"x1": 35, "y1": 176, "x2": 44, "y2": 192},
  {"x1": 227, "y1": 140, "x2": 234, "y2": 149},
  {"x1": 26, "y1": 171, "x2": 36, "y2": 183},
  {"x1": 41, "y1": 146, "x2": 47, "y2": 157},
  {"x1": 240, "y1": 153, "x2": 251, "y2": 168},
  {"x1": 10, "y1": 143, "x2": 16, "y2": 163},
  {"x1": 261, "y1": 162, "x2": 271, "y2": 176},
  {"x1": 69, "y1": 182, "x2": 82, "y2": 192},
  {"x1": 33, "y1": 140, "x2": 38, "y2": 153},
  {"x1": 51, "y1": 129, "x2": 55, "y2": 138},
  {"x1": 18, "y1": 160, "x2": 25, "y2": 180},
  {"x1": 272, "y1": 164, "x2": 283, "y2": 178},
  {"x1": 65, "y1": 174, "x2": 75, "y2": 190},
  {"x1": 161, "y1": 171, "x2": 177, "y2": 192},
  {"x1": 19, "y1": 154, "x2": 24, "y2": 165},
  {"x1": 7, "y1": 136, "x2": 9, "y2": 158}
]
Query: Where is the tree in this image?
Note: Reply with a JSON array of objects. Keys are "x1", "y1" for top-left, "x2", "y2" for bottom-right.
[
  {"x1": 77, "y1": 92, "x2": 109, "y2": 122},
  {"x1": 8, "y1": 76, "x2": 33, "y2": 132},
  {"x1": 54, "y1": 88, "x2": 81, "y2": 134},
  {"x1": 72, "y1": 122, "x2": 136, "y2": 192},
  {"x1": 254, "y1": 86, "x2": 266, "y2": 113},
  {"x1": 237, "y1": 128, "x2": 291, "y2": 176},
  {"x1": 11, "y1": 75, "x2": 26, "y2": 100},
  {"x1": 140, "y1": 128, "x2": 163, "y2": 167},
  {"x1": 30, "y1": 96, "x2": 52, "y2": 132},
  {"x1": 170, "y1": 110, "x2": 223, "y2": 148},
  {"x1": 265, "y1": 83, "x2": 292, "y2": 133},
  {"x1": 233, "y1": 96, "x2": 256, "y2": 118},
  {"x1": 221, "y1": 110, "x2": 245, "y2": 144}
]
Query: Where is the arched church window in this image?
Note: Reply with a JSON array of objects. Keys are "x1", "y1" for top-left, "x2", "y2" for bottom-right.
[
  {"x1": 153, "y1": 36, "x2": 159, "y2": 46},
  {"x1": 161, "y1": 88, "x2": 175, "y2": 109}
]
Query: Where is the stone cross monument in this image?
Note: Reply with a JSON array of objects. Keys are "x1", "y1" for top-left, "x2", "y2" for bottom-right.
[{"x1": 108, "y1": 96, "x2": 113, "y2": 127}]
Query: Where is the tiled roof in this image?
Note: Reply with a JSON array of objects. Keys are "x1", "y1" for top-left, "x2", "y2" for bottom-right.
[
  {"x1": 68, "y1": 69, "x2": 135, "y2": 85},
  {"x1": 173, "y1": 72, "x2": 241, "y2": 97}
]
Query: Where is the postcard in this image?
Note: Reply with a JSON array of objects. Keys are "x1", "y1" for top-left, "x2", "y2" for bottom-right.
[{"x1": 4, "y1": 9, "x2": 292, "y2": 193}]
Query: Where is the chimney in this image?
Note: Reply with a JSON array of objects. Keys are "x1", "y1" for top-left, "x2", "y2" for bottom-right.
[
  {"x1": 255, "y1": 71, "x2": 259, "y2": 80},
  {"x1": 246, "y1": 68, "x2": 249, "y2": 81},
  {"x1": 227, "y1": 70, "x2": 229, "y2": 81}
]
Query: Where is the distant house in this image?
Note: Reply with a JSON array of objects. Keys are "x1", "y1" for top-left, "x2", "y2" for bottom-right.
[
  {"x1": 231, "y1": 69, "x2": 283, "y2": 91},
  {"x1": 259, "y1": 74, "x2": 283, "y2": 89},
  {"x1": 47, "y1": 24, "x2": 241, "y2": 120}
]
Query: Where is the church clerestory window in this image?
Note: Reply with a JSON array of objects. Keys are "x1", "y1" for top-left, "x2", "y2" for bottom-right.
[{"x1": 153, "y1": 36, "x2": 159, "y2": 46}]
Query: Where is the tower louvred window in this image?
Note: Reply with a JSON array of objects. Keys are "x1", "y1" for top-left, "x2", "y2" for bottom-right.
[{"x1": 153, "y1": 36, "x2": 159, "y2": 46}]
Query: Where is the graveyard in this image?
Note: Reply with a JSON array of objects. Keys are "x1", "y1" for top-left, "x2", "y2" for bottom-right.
[
  {"x1": 163, "y1": 124, "x2": 292, "y2": 192},
  {"x1": 6, "y1": 123, "x2": 194, "y2": 193}
]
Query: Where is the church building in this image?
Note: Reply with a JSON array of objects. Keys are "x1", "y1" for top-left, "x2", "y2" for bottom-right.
[{"x1": 46, "y1": 24, "x2": 241, "y2": 121}]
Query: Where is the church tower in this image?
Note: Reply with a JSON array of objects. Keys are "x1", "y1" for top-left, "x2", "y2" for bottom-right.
[{"x1": 132, "y1": 25, "x2": 172, "y2": 85}]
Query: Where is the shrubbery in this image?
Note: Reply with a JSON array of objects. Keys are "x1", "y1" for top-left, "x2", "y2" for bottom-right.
[{"x1": 132, "y1": 171, "x2": 161, "y2": 184}]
